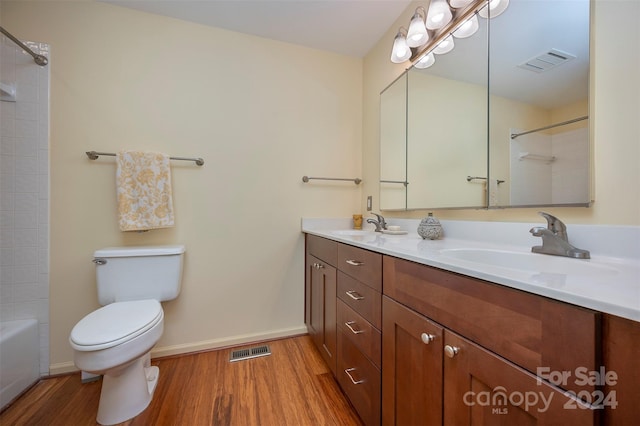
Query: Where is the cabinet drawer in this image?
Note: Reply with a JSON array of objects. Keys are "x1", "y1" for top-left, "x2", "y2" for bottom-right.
[
  {"x1": 337, "y1": 299, "x2": 381, "y2": 368},
  {"x1": 337, "y1": 331, "x2": 381, "y2": 426},
  {"x1": 337, "y1": 244, "x2": 382, "y2": 291},
  {"x1": 307, "y1": 234, "x2": 337, "y2": 266},
  {"x1": 337, "y1": 271, "x2": 382, "y2": 329},
  {"x1": 383, "y1": 256, "x2": 600, "y2": 395}
]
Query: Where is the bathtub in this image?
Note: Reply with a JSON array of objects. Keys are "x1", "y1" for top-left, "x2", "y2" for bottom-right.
[{"x1": 0, "y1": 319, "x2": 40, "y2": 410}]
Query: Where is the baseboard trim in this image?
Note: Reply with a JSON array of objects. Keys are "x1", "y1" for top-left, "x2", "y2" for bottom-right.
[
  {"x1": 49, "y1": 325, "x2": 309, "y2": 376},
  {"x1": 49, "y1": 361, "x2": 78, "y2": 376},
  {"x1": 151, "y1": 325, "x2": 309, "y2": 359}
]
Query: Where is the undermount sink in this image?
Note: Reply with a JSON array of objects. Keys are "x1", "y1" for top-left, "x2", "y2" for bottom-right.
[{"x1": 439, "y1": 248, "x2": 618, "y2": 277}]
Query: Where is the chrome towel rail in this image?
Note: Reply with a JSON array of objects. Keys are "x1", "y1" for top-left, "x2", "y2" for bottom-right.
[
  {"x1": 86, "y1": 151, "x2": 204, "y2": 166},
  {"x1": 467, "y1": 176, "x2": 505, "y2": 184},
  {"x1": 302, "y1": 176, "x2": 361, "y2": 185},
  {"x1": 380, "y1": 180, "x2": 408, "y2": 186}
]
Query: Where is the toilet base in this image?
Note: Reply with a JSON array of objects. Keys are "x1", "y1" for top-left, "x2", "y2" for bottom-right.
[{"x1": 96, "y1": 355, "x2": 159, "y2": 425}]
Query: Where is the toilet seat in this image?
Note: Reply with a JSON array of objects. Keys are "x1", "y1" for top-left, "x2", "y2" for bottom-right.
[{"x1": 70, "y1": 299, "x2": 163, "y2": 351}]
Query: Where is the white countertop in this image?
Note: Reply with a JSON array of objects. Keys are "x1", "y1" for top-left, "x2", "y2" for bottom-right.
[{"x1": 302, "y1": 218, "x2": 640, "y2": 322}]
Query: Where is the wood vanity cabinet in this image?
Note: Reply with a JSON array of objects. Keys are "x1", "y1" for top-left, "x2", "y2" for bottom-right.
[
  {"x1": 306, "y1": 234, "x2": 637, "y2": 426},
  {"x1": 305, "y1": 234, "x2": 338, "y2": 375},
  {"x1": 383, "y1": 255, "x2": 599, "y2": 426},
  {"x1": 335, "y1": 243, "x2": 382, "y2": 426},
  {"x1": 601, "y1": 314, "x2": 640, "y2": 424}
]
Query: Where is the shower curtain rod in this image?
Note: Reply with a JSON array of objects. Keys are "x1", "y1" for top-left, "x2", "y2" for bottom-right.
[
  {"x1": 0, "y1": 26, "x2": 48, "y2": 66},
  {"x1": 511, "y1": 115, "x2": 588, "y2": 140}
]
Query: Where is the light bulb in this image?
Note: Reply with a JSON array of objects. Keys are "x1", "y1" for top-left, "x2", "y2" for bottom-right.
[
  {"x1": 426, "y1": 0, "x2": 453, "y2": 30},
  {"x1": 433, "y1": 35, "x2": 455, "y2": 55},
  {"x1": 479, "y1": 0, "x2": 510, "y2": 18},
  {"x1": 453, "y1": 14, "x2": 479, "y2": 38},
  {"x1": 449, "y1": 0, "x2": 473, "y2": 8},
  {"x1": 414, "y1": 52, "x2": 435, "y2": 69},
  {"x1": 406, "y1": 10, "x2": 429, "y2": 48},
  {"x1": 390, "y1": 29, "x2": 412, "y2": 63}
]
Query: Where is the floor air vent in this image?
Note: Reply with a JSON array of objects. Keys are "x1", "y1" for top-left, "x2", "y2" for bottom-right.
[{"x1": 229, "y1": 345, "x2": 271, "y2": 362}]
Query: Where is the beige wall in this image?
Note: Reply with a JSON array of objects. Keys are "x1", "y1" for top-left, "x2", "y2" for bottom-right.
[
  {"x1": 3, "y1": 0, "x2": 638, "y2": 373},
  {"x1": 2, "y1": 0, "x2": 363, "y2": 372},
  {"x1": 363, "y1": 0, "x2": 640, "y2": 225}
]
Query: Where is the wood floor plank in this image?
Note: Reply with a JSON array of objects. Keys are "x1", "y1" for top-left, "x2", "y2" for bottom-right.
[{"x1": 0, "y1": 335, "x2": 362, "y2": 426}]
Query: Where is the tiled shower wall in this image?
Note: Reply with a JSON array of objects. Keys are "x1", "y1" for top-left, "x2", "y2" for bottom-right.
[
  {"x1": 0, "y1": 36, "x2": 50, "y2": 375},
  {"x1": 509, "y1": 127, "x2": 589, "y2": 206}
]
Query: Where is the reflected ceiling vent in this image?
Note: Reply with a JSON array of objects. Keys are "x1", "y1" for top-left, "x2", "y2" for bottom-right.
[{"x1": 518, "y1": 49, "x2": 576, "y2": 73}]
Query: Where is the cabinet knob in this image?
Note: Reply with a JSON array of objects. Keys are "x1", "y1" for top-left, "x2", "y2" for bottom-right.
[
  {"x1": 313, "y1": 263, "x2": 324, "y2": 269},
  {"x1": 444, "y1": 345, "x2": 460, "y2": 358},
  {"x1": 421, "y1": 333, "x2": 436, "y2": 344}
]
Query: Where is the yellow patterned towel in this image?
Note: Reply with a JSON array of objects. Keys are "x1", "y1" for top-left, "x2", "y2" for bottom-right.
[{"x1": 116, "y1": 151, "x2": 175, "y2": 231}]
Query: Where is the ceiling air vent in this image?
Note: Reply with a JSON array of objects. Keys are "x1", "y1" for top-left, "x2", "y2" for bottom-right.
[{"x1": 518, "y1": 49, "x2": 576, "y2": 73}]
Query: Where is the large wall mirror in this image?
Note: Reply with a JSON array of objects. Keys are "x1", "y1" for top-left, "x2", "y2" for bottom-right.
[
  {"x1": 380, "y1": 0, "x2": 590, "y2": 210},
  {"x1": 488, "y1": 0, "x2": 590, "y2": 207}
]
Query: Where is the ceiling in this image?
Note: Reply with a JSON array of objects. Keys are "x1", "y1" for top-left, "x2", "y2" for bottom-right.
[
  {"x1": 99, "y1": 0, "x2": 590, "y2": 109},
  {"x1": 99, "y1": 0, "x2": 413, "y2": 57}
]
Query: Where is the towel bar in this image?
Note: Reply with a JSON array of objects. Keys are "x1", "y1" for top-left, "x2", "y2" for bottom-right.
[
  {"x1": 86, "y1": 151, "x2": 204, "y2": 166},
  {"x1": 467, "y1": 176, "x2": 505, "y2": 184},
  {"x1": 302, "y1": 176, "x2": 361, "y2": 185}
]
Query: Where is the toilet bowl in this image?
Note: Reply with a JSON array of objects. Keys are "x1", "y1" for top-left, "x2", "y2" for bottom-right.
[
  {"x1": 69, "y1": 245, "x2": 185, "y2": 425},
  {"x1": 70, "y1": 299, "x2": 164, "y2": 425}
]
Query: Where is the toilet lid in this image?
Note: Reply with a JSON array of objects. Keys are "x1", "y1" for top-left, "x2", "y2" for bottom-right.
[{"x1": 70, "y1": 299, "x2": 163, "y2": 351}]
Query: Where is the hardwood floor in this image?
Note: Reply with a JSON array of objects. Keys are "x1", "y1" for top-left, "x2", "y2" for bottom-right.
[{"x1": 0, "y1": 335, "x2": 363, "y2": 426}]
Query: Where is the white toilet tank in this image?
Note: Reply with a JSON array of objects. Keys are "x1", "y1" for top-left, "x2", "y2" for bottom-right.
[{"x1": 93, "y1": 245, "x2": 185, "y2": 305}]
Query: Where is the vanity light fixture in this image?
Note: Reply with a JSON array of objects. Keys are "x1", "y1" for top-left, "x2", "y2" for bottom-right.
[
  {"x1": 414, "y1": 52, "x2": 436, "y2": 69},
  {"x1": 390, "y1": 27, "x2": 412, "y2": 63},
  {"x1": 406, "y1": 7, "x2": 429, "y2": 48},
  {"x1": 449, "y1": 0, "x2": 474, "y2": 8},
  {"x1": 478, "y1": 0, "x2": 510, "y2": 18},
  {"x1": 426, "y1": 0, "x2": 453, "y2": 30},
  {"x1": 453, "y1": 14, "x2": 479, "y2": 38},
  {"x1": 389, "y1": 0, "x2": 509, "y2": 67},
  {"x1": 433, "y1": 34, "x2": 455, "y2": 54}
]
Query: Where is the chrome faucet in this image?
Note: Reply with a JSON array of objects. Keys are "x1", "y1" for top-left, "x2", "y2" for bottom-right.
[
  {"x1": 366, "y1": 213, "x2": 387, "y2": 232},
  {"x1": 530, "y1": 212, "x2": 590, "y2": 259}
]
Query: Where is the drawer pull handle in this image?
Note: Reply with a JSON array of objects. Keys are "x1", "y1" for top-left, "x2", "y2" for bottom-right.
[
  {"x1": 345, "y1": 290, "x2": 364, "y2": 301},
  {"x1": 346, "y1": 259, "x2": 364, "y2": 266},
  {"x1": 445, "y1": 345, "x2": 460, "y2": 358},
  {"x1": 344, "y1": 368, "x2": 365, "y2": 385},
  {"x1": 421, "y1": 333, "x2": 436, "y2": 344},
  {"x1": 345, "y1": 321, "x2": 364, "y2": 335}
]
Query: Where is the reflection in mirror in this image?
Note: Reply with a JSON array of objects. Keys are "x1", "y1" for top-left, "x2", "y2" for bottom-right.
[
  {"x1": 379, "y1": 12, "x2": 489, "y2": 210},
  {"x1": 406, "y1": 16, "x2": 488, "y2": 209},
  {"x1": 380, "y1": 74, "x2": 407, "y2": 210},
  {"x1": 488, "y1": 0, "x2": 590, "y2": 207}
]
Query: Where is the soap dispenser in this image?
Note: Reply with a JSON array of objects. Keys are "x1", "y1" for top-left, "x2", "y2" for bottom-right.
[{"x1": 417, "y1": 212, "x2": 443, "y2": 240}]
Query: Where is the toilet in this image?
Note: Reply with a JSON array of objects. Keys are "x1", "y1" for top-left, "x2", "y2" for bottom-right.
[{"x1": 69, "y1": 245, "x2": 185, "y2": 425}]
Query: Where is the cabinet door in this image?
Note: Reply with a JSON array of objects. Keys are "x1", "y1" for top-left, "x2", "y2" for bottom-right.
[
  {"x1": 602, "y1": 314, "x2": 640, "y2": 424},
  {"x1": 444, "y1": 331, "x2": 595, "y2": 426},
  {"x1": 307, "y1": 254, "x2": 337, "y2": 375},
  {"x1": 382, "y1": 296, "x2": 443, "y2": 426}
]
